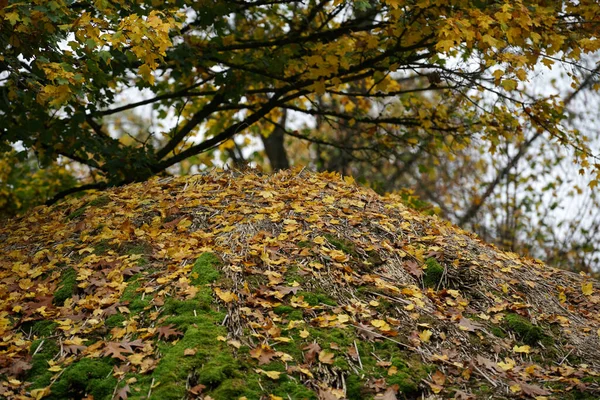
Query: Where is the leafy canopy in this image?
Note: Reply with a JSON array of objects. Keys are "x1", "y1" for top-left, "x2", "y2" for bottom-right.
[{"x1": 1, "y1": 0, "x2": 600, "y2": 198}]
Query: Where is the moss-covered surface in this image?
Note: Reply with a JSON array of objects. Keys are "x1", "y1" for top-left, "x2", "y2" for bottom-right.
[
  {"x1": 324, "y1": 233, "x2": 357, "y2": 256},
  {"x1": 190, "y1": 252, "x2": 222, "y2": 285},
  {"x1": 47, "y1": 358, "x2": 117, "y2": 400},
  {"x1": 423, "y1": 257, "x2": 445, "y2": 289},
  {"x1": 27, "y1": 339, "x2": 60, "y2": 390},
  {"x1": 4, "y1": 170, "x2": 600, "y2": 399},
  {"x1": 66, "y1": 195, "x2": 111, "y2": 220},
  {"x1": 504, "y1": 313, "x2": 551, "y2": 346},
  {"x1": 53, "y1": 268, "x2": 78, "y2": 305}
]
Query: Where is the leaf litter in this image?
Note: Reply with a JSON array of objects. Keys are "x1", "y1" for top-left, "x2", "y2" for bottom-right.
[{"x1": 1, "y1": 168, "x2": 600, "y2": 399}]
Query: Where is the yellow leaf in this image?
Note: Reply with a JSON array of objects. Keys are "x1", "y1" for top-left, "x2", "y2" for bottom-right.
[
  {"x1": 582, "y1": 282, "x2": 593, "y2": 296},
  {"x1": 371, "y1": 319, "x2": 391, "y2": 331},
  {"x1": 319, "y1": 350, "x2": 335, "y2": 364},
  {"x1": 497, "y1": 358, "x2": 516, "y2": 371},
  {"x1": 215, "y1": 287, "x2": 238, "y2": 303},
  {"x1": 30, "y1": 388, "x2": 51, "y2": 400},
  {"x1": 256, "y1": 369, "x2": 281, "y2": 379},
  {"x1": 388, "y1": 365, "x2": 398, "y2": 376},
  {"x1": 419, "y1": 329, "x2": 432, "y2": 342},
  {"x1": 501, "y1": 79, "x2": 518, "y2": 91},
  {"x1": 558, "y1": 291, "x2": 566, "y2": 303},
  {"x1": 513, "y1": 345, "x2": 531, "y2": 354},
  {"x1": 299, "y1": 329, "x2": 310, "y2": 338}
]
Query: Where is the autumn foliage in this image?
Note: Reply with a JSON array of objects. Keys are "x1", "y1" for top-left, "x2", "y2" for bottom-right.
[{"x1": 1, "y1": 169, "x2": 599, "y2": 399}]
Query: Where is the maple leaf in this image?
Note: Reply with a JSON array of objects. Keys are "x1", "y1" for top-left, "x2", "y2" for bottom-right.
[
  {"x1": 189, "y1": 384, "x2": 206, "y2": 396},
  {"x1": 103, "y1": 342, "x2": 133, "y2": 361},
  {"x1": 403, "y1": 260, "x2": 423, "y2": 278},
  {"x1": 157, "y1": 324, "x2": 183, "y2": 340},
  {"x1": 6, "y1": 359, "x2": 31, "y2": 376},
  {"x1": 250, "y1": 345, "x2": 277, "y2": 365},
  {"x1": 114, "y1": 384, "x2": 130, "y2": 400},
  {"x1": 303, "y1": 342, "x2": 321, "y2": 365}
]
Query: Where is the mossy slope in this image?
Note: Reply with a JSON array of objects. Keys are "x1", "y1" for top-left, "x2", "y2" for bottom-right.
[{"x1": 1, "y1": 169, "x2": 600, "y2": 399}]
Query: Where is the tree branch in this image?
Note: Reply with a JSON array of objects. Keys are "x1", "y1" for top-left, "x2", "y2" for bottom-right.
[{"x1": 45, "y1": 182, "x2": 109, "y2": 206}]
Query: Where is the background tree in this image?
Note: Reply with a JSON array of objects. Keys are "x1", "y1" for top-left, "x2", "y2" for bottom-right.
[{"x1": 1, "y1": 0, "x2": 600, "y2": 270}]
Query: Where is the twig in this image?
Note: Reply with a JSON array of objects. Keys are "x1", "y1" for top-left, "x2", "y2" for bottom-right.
[
  {"x1": 147, "y1": 377, "x2": 155, "y2": 399},
  {"x1": 473, "y1": 365, "x2": 498, "y2": 388},
  {"x1": 353, "y1": 340, "x2": 363, "y2": 370}
]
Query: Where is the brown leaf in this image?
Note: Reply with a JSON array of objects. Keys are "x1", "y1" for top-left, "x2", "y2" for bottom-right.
[
  {"x1": 519, "y1": 382, "x2": 551, "y2": 396},
  {"x1": 249, "y1": 345, "x2": 277, "y2": 365},
  {"x1": 157, "y1": 324, "x2": 183, "y2": 341},
  {"x1": 184, "y1": 348, "x2": 196, "y2": 356},
  {"x1": 114, "y1": 384, "x2": 130, "y2": 400},
  {"x1": 403, "y1": 260, "x2": 423, "y2": 278},
  {"x1": 189, "y1": 384, "x2": 206, "y2": 395},
  {"x1": 458, "y1": 317, "x2": 481, "y2": 332},
  {"x1": 375, "y1": 385, "x2": 398, "y2": 400},
  {"x1": 7, "y1": 359, "x2": 32, "y2": 376},
  {"x1": 103, "y1": 342, "x2": 133, "y2": 361},
  {"x1": 303, "y1": 342, "x2": 321, "y2": 365}
]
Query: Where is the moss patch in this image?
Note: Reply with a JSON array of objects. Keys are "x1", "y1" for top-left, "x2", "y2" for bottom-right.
[
  {"x1": 504, "y1": 313, "x2": 545, "y2": 345},
  {"x1": 28, "y1": 339, "x2": 60, "y2": 390},
  {"x1": 324, "y1": 233, "x2": 357, "y2": 256},
  {"x1": 53, "y1": 268, "x2": 77, "y2": 305},
  {"x1": 49, "y1": 357, "x2": 116, "y2": 400},
  {"x1": 190, "y1": 253, "x2": 222, "y2": 285},
  {"x1": 20, "y1": 320, "x2": 58, "y2": 338},
  {"x1": 296, "y1": 291, "x2": 337, "y2": 307},
  {"x1": 66, "y1": 195, "x2": 111, "y2": 220},
  {"x1": 423, "y1": 257, "x2": 444, "y2": 289}
]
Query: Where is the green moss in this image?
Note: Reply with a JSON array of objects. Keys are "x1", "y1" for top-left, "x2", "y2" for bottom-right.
[
  {"x1": 27, "y1": 339, "x2": 60, "y2": 389},
  {"x1": 48, "y1": 357, "x2": 116, "y2": 400},
  {"x1": 271, "y1": 381, "x2": 318, "y2": 400},
  {"x1": 20, "y1": 320, "x2": 57, "y2": 338},
  {"x1": 67, "y1": 206, "x2": 87, "y2": 220},
  {"x1": 490, "y1": 325, "x2": 507, "y2": 338},
  {"x1": 288, "y1": 310, "x2": 304, "y2": 320},
  {"x1": 273, "y1": 305, "x2": 295, "y2": 315},
  {"x1": 296, "y1": 291, "x2": 336, "y2": 307},
  {"x1": 423, "y1": 258, "x2": 444, "y2": 289},
  {"x1": 504, "y1": 313, "x2": 544, "y2": 345},
  {"x1": 88, "y1": 195, "x2": 111, "y2": 207},
  {"x1": 285, "y1": 265, "x2": 306, "y2": 284},
  {"x1": 53, "y1": 268, "x2": 77, "y2": 305},
  {"x1": 211, "y1": 378, "x2": 253, "y2": 399},
  {"x1": 121, "y1": 279, "x2": 151, "y2": 313},
  {"x1": 297, "y1": 240, "x2": 313, "y2": 248},
  {"x1": 105, "y1": 313, "x2": 126, "y2": 329},
  {"x1": 190, "y1": 253, "x2": 222, "y2": 285},
  {"x1": 346, "y1": 374, "x2": 364, "y2": 400},
  {"x1": 144, "y1": 294, "x2": 240, "y2": 400},
  {"x1": 324, "y1": 233, "x2": 356, "y2": 256},
  {"x1": 93, "y1": 239, "x2": 111, "y2": 255},
  {"x1": 120, "y1": 241, "x2": 152, "y2": 255}
]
